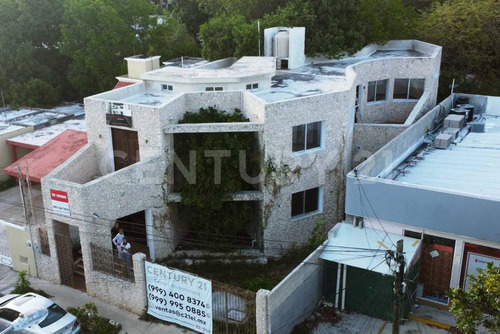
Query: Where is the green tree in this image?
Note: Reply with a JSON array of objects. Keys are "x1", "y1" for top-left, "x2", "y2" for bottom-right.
[
  {"x1": 199, "y1": 15, "x2": 258, "y2": 60},
  {"x1": 147, "y1": 16, "x2": 201, "y2": 60},
  {"x1": 0, "y1": 0, "x2": 71, "y2": 108},
  {"x1": 60, "y1": 0, "x2": 154, "y2": 98},
  {"x1": 196, "y1": 0, "x2": 287, "y2": 21},
  {"x1": 417, "y1": 0, "x2": 500, "y2": 98},
  {"x1": 448, "y1": 263, "x2": 500, "y2": 333},
  {"x1": 262, "y1": 0, "x2": 365, "y2": 58},
  {"x1": 172, "y1": 0, "x2": 209, "y2": 37},
  {"x1": 359, "y1": 0, "x2": 418, "y2": 44}
]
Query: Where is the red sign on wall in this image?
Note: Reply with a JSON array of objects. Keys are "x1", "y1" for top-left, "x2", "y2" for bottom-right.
[{"x1": 50, "y1": 189, "x2": 70, "y2": 216}]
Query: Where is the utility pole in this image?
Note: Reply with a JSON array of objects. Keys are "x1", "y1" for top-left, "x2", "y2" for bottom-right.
[{"x1": 392, "y1": 239, "x2": 405, "y2": 334}]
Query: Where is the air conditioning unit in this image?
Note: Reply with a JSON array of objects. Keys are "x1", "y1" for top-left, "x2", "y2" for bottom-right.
[
  {"x1": 443, "y1": 127, "x2": 460, "y2": 140},
  {"x1": 444, "y1": 114, "x2": 465, "y2": 129},
  {"x1": 470, "y1": 121, "x2": 486, "y2": 133},
  {"x1": 434, "y1": 133, "x2": 453, "y2": 149}
]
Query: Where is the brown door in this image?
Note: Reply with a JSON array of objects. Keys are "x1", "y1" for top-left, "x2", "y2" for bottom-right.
[
  {"x1": 420, "y1": 243, "x2": 454, "y2": 299},
  {"x1": 111, "y1": 128, "x2": 139, "y2": 171},
  {"x1": 54, "y1": 223, "x2": 74, "y2": 287}
]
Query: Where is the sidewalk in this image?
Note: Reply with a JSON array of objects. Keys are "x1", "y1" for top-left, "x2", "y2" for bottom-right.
[{"x1": 0, "y1": 265, "x2": 193, "y2": 334}]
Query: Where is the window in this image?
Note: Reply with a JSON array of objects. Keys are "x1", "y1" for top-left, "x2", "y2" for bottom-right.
[
  {"x1": 38, "y1": 304, "x2": 67, "y2": 328},
  {"x1": 292, "y1": 121, "x2": 323, "y2": 153},
  {"x1": 246, "y1": 83, "x2": 259, "y2": 90},
  {"x1": 206, "y1": 86, "x2": 223, "y2": 91},
  {"x1": 394, "y1": 79, "x2": 425, "y2": 100},
  {"x1": 367, "y1": 79, "x2": 388, "y2": 102},
  {"x1": 162, "y1": 84, "x2": 173, "y2": 91},
  {"x1": 291, "y1": 187, "x2": 322, "y2": 217}
]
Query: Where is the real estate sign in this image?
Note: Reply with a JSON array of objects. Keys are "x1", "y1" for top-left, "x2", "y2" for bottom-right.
[
  {"x1": 50, "y1": 189, "x2": 70, "y2": 216},
  {"x1": 464, "y1": 252, "x2": 500, "y2": 291},
  {"x1": 145, "y1": 261, "x2": 212, "y2": 334}
]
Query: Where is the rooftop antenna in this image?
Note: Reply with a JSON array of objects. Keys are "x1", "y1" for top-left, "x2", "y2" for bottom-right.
[
  {"x1": 451, "y1": 78, "x2": 455, "y2": 107},
  {"x1": 258, "y1": 21, "x2": 261, "y2": 57}
]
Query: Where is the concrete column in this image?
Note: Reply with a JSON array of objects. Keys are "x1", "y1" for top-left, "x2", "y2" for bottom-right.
[
  {"x1": 450, "y1": 239, "x2": 465, "y2": 288},
  {"x1": 256, "y1": 289, "x2": 271, "y2": 334},
  {"x1": 133, "y1": 252, "x2": 147, "y2": 311}
]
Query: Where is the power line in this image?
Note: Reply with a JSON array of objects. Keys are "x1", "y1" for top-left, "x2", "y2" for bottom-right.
[{"x1": 0, "y1": 197, "x2": 389, "y2": 254}]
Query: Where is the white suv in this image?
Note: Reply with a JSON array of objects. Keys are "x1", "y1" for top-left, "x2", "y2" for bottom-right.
[{"x1": 0, "y1": 293, "x2": 80, "y2": 334}]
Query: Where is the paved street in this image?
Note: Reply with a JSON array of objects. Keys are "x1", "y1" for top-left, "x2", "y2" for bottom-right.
[{"x1": 0, "y1": 265, "x2": 193, "y2": 334}]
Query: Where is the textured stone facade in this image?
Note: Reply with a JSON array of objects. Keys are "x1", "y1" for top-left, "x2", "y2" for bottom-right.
[{"x1": 37, "y1": 39, "x2": 441, "y2": 309}]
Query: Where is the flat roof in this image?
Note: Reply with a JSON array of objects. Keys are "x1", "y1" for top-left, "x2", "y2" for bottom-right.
[
  {"x1": 119, "y1": 91, "x2": 179, "y2": 106},
  {"x1": 142, "y1": 57, "x2": 275, "y2": 82},
  {"x1": 0, "y1": 104, "x2": 84, "y2": 124},
  {"x1": 320, "y1": 223, "x2": 420, "y2": 275},
  {"x1": 256, "y1": 49, "x2": 430, "y2": 102},
  {"x1": 7, "y1": 119, "x2": 86, "y2": 147},
  {"x1": 393, "y1": 115, "x2": 500, "y2": 200},
  {"x1": 3, "y1": 130, "x2": 88, "y2": 183},
  {"x1": 0, "y1": 123, "x2": 25, "y2": 136}
]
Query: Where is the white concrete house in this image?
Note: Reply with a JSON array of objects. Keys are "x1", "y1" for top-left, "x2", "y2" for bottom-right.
[{"x1": 33, "y1": 28, "x2": 441, "y2": 309}]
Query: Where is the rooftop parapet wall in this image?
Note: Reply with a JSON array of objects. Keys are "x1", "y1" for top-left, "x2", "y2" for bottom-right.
[
  {"x1": 46, "y1": 144, "x2": 100, "y2": 184},
  {"x1": 42, "y1": 156, "x2": 164, "y2": 225},
  {"x1": 353, "y1": 95, "x2": 452, "y2": 177}
]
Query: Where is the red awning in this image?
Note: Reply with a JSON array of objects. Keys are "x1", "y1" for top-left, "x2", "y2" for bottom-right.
[
  {"x1": 113, "y1": 81, "x2": 135, "y2": 90},
  {"x1": 3, "y1": 130, "x2": 88, "y2": 183}
]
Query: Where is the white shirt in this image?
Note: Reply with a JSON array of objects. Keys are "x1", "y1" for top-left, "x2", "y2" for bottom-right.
[
  {"x1": 112, "y1": 233, "x2": 124, "y2": 246},
  {"x1": 119, "y1": 242, "x2": 131, "y2": 253}
]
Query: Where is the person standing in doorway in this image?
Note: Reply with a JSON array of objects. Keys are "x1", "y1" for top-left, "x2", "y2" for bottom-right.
[
  {"x1": 112, "y1": 228, "x2": 125, "y2": 250},
  {"x1": 111, "y1": 222, "x2": 120, "y2": 247}
]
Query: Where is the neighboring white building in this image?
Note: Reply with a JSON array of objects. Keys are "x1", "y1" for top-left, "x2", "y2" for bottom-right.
[
  {"x1": 31, "y1": 28, "x2": 441, "y2": 309},
  {"x1": 344, "y1": 93, "x2": 500, "y2": 308}
]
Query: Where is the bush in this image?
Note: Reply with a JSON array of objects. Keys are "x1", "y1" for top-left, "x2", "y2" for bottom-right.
[
  {"x1": 67, "y1": 303, "x2": 121, "y2": 334},
  {"x1": 10, "y1": 271, "x2": 50, "y2": 297}
]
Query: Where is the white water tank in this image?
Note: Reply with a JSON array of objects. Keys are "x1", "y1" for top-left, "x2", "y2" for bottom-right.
[{"x1": 273, "y1": 30, "x2": 289, "y2": 58}]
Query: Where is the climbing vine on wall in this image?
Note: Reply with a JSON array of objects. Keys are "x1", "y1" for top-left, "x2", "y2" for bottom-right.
[{"x1": 173, "y1": 107, "x2": 261, "y2": 239}]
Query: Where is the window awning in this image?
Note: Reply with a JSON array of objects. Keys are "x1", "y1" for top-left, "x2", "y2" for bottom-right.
[{"x1": 3, "y1": 130, "x2": 88, "y2": 183}]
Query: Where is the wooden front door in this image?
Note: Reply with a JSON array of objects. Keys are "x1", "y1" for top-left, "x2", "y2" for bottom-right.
[
  {"x1": 54, "y1": 223, "x2": 74, "y2": 288},
  {"x1": 111, "y1": 128, "x2": 139, "y2": 171},
  {"x1": 420, "y1": 243, "x2": 454, "y2": 299}
]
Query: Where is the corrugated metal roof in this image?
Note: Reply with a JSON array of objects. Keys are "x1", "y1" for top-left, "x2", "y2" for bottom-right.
[{"x1": 395, "y1": 116, "x2": 500, "y2": 200}]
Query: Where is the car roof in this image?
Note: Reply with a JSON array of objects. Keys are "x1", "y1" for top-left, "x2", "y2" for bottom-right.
[{"x1": 1, "y1": 293, "x2": 53, "y2": 313}]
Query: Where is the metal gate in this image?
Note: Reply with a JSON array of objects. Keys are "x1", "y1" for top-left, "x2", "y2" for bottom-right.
[
  {"x1": 0, "y1": 222, "x2": 12, "y2": 267},
  {"x1": 55, "y1": 233, "x2": 74, "y2": 287},
  {"x1": 212, "y1": 280, "x2": 256, "y2": 334}
]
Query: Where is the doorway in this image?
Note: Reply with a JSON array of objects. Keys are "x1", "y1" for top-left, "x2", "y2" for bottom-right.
[
  {"x1": 53, "y1": 221, "x2": 86, "y2": 291},
  {"x1": 418, "y1": 234, "x2": 454, "y2": 304},
  {"x1": 111, "y1": 128, "x2": 139, "y2": 171},
  {"x1": 115, "y1": 210, "x2": 151, "y2": 259}
]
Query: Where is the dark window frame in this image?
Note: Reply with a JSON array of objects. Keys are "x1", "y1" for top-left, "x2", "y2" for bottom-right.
[
  {"x1": 393, "y1": 78, "x2": 425, "y2": 100},
  {"x1": 291, "y1": 187, "x2": 322, "y2": 218},
  {"x1": 367, "y1": 79, "x2": 388, "y2": 103},
  {"x1": 292, "y1": 121, "x2": 324, "y2": 153}
]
